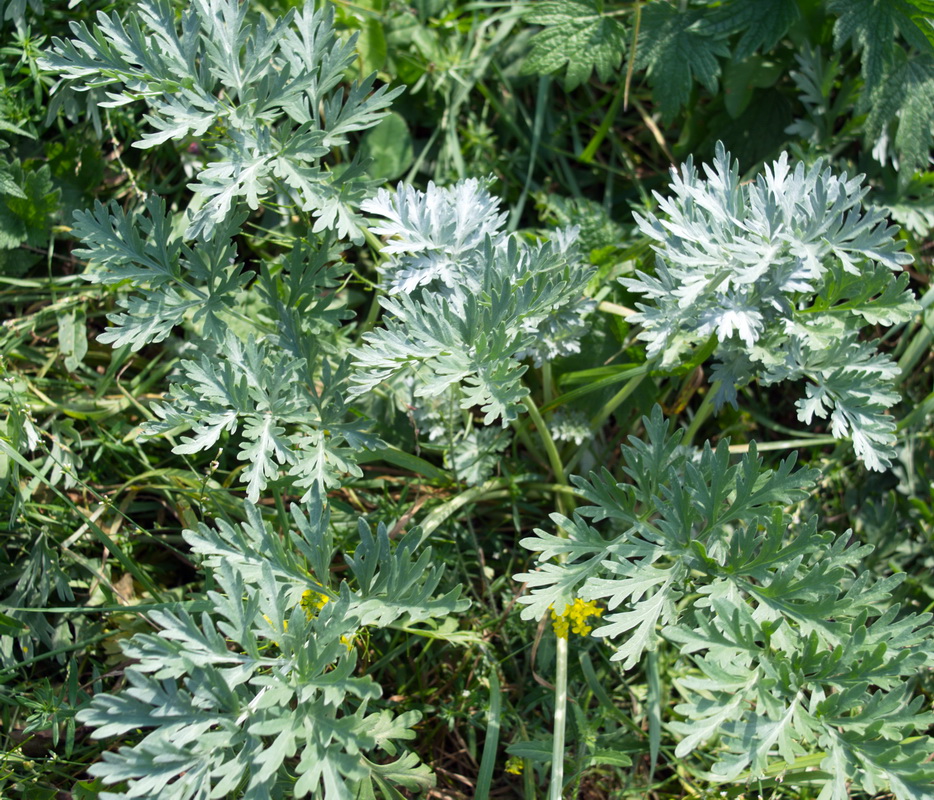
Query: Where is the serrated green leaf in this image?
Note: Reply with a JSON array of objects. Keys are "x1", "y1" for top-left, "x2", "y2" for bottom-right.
[
  {"x1": 0, "y1": 160, "x2": 26, "y2": 199},
  {"x1": 828, "y1": 0, "x2": 934, "y2": 90},
  {"x1": 522, "y1": 0, "x2": 627, "y2": 90},
  {"x1": 713, "y1": 0, "x2": 800, "y2": 60},
  {"x1": 0, "y1": 160, "x2": 60, "y2": 249},
  {"x1": 636, "y1": 4, "x2": 730, "y2": 121}
]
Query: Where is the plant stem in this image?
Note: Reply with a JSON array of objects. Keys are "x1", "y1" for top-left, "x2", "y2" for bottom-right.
[
  {"x1": 683, "y1": 380, "x2": 721, "y2": 448},
  {"x1": 550, "y1": 634, "x2": 569, "y2": 800},
  {"x1": 588, "y1": 361, "x2": 653, "y2": 432},
  {"x1": 542, "y1": 361, "x2": 554, "y2": 407},
  {"x1": 522, "y1": 392, "x2": 574, "y2": 798},
  {"x1": 475, "y1": 669, "x2": 501, "y2": 800},
  {"x1": 522, "y1": 394, "x2": 570, "y2": 515},
  {"x1": 523, "y1": 395, "x2": 564, "y2": 482}
]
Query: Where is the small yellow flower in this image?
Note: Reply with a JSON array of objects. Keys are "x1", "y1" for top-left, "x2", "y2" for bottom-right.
[
  {"x1": 505, "y1": 756, "x2": 523, "y2": 775},
  {"x1": 301, "y1": 587, "x2": 330, "y2": 620},
  {"x1": 550, "y1": 605, "x2": 570, "y2": 639},
  {"x1": 567, "y1": 597, "x2": 603, "y2": 636},
  {"x1": 550, "y1": 598, "x2": 603, "y2": 639}
]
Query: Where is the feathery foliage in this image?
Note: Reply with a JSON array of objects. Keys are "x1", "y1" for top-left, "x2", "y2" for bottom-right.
[
  {"x1": 41, "y1": 0, "x2": 400, "y2": 241},
  {"x1": 351, "y1": 179, "x2": 594, "y2": 425},
  {"x1": 7, "y1": 1, "x2": 932, "y2": 799},
  {"x1": 79, "y1": 496, "x2": 463, "y2": 799},
  {"x1": 623, "y1": 143, "x2": 918, "y2": 470},
  {"x1": 517, "y1": 406, "x2": 934, "y2": 799}
]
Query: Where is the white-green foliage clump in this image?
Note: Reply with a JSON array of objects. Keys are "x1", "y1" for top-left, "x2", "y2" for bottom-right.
[
  {"x1": 517, "y1": 406, "x2": 934, "y2": 800},
  {"x1": 41, "y1": 0, "x2": 400, "y2": 242},
  {"x1": 624, "y1": 143, "x2": 919, "y2": 470},
  {"x1": 352, "y1": 179, "x2": 594, "y2": 425},
  {"x1": 71, "y1": 192, "x2": 370, "y2": 502},
  {"x1": 144, "y1": 332, "x2": 373, "y2": 503},
  {"x1": 79, "y1": 497, "x2": 466, "y2": 800},
  {"x1": 47, "y1": 1, "x2": 398, "y2": 501},
  {"x1": 71, "y1": 197, "x2": 250, "y2": 352},
  {"x1": 548, "y1": 407, "x2": 592, "y2": 446}
]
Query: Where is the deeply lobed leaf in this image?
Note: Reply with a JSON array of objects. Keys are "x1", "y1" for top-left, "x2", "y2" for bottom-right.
[{"x1": 623, "y1": 143, "x2": 918, "y2": 470}]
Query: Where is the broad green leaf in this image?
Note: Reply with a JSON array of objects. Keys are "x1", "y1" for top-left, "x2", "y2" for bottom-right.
[
  {"x1": 357, "y1": 15, "x2": 387, "y2": 77},
  {"x1": 522, "y1": 0, "x2": 627, "y2": 90},
  {"x1": 0, "y1": 161, "x2": 60, "y2": 249},
  {"x1": 829, "y1": 0, "x2": 934, "y2": 87},
  {"x1": 361, "y1": 112, "x2": 414, "y2": 181},
  {"x1": 636, "y1": 4, "x2": 730, "y2": 121},
  {"x1": 709, "y1": 0, "x2": 800, "y2": 60},
  {"x1": 722, "y1": 56, "x2": 783, "y2": 118}
]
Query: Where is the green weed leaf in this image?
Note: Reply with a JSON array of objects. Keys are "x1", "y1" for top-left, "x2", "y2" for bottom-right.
[
  {"x1": 635, "y1": 4, "x2": 730, "y2": 122},
  {"x1": 522, "y1": 0, "x2": 627, "y2": 90}
]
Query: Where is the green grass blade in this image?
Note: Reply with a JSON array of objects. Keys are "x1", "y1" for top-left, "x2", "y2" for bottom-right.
[{"x1": 475, "y1": 669, "x2": 502, "y2": 800}]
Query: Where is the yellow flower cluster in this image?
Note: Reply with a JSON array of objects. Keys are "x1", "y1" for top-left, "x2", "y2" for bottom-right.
[
  {"x1": 261, "y1": 587, "x2": 358, "y2": 652},
  {"x1": 302, "y1": 587, "x2": 355, "y2": 651},
  {"x1": 505, "y1": 756, "x2": 523, "y2": 775},
  {"x1": 301, "y1": 587, "x2": 330, "y2": 619},
  {"x1": 550, "y1": 598, "x2": 603, "y2": 639}
]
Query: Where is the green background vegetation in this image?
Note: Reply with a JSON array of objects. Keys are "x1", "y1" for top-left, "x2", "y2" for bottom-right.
[{"x1": 2, "y1": 1, "x2": 933, "y2": 798}]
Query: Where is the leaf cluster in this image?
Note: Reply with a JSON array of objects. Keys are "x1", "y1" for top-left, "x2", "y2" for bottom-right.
[
  {"x1": 9, "y1": 1, "x2": 931, "y2": 798},
  {"x1": 79, "y1": 495, "x2": 466, "y2": 800},
  {"x1": 352, "y1": 178, "x2": 594, "y2": 426},
  {"x1": 623, "y1": 143, "x2": 918, "y2": 470},
  {"x1": 72, "y1": 194, "x2": 371, "y2": 502},
  {"x1": 829, "y1": 0, "x2": 934, "y2": 183},
  {"x1": 517, "y1": 406, "x2": 934, "y2": 798},
  {"x1": 520, "y1": 0, "x2": 934, "y2": 189},
  {"x1": 41, "y1": 0, "x2": 400, "y2": 241}
]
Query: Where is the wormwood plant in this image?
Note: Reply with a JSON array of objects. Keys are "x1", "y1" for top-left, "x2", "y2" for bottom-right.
[
  {"x1": 351, "y1": 178, "x2": 593, "y2": 427},
  {"x1": 31, "y1": 0, "x2": 934, "y2": 798},
  {"x1": 623, "y1": 144, "x2": 919, "y2": 470},
  {"x1": 80, "y1": 494, "x2": 465, "y2": 798},
  {"x1": 513, "y1": 145, "x2": 931, "y2": 799},
  {"x1": 37, "y1": 3, "x2": 461, "y2": 797},
  {"x1": 517, "y1": 407, "x2": 934, "y2": 799},
  {"x1": 43, "y1": 0, "x2": 400, "y2": 242},
  {"x1": 41, "y1": 1, "x2": 399, "y2": 503}
]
